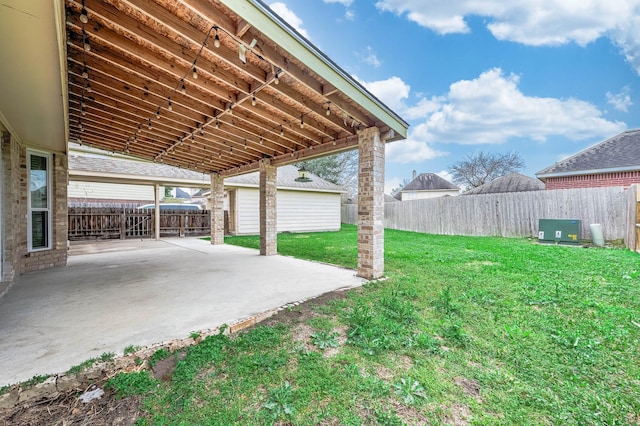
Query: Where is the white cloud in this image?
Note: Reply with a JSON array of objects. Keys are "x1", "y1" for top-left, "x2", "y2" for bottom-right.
[
  {"x1": 435, "y1": 170, "x2": 454, "y2": 183},
  {"x1": 606, "y1": 86, "x2": 633, "y2": 112},
  {"x1": 359, "y1": 46, "x2": 382, "y2": 68},
  {"x1": 323, "y1": 0, "x2": 353, "y2": 5},
  {"x1": 413, "y1": 68, "x2": 626, "y2": 144},
  {"x1": 374, "y1": 0, "x2": 640, "y2": 74},
  {"x1": 345, "y1": 9, "x2": 356, "y2": 21},
  {"x1": 269, "y1": 2, "x2": 310, "y2": 39},
  {"x1": 386, "y1": 137, "x2": 448, "y2": 163},
  {"x1": 359, "y1": 69, "x2": 625, "y2": 164},
  {"x1": 357, "y1": 76, "x2": 410, "y2": 112}
]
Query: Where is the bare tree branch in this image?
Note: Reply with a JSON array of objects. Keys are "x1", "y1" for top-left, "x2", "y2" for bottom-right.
[{"x1": 449, "y1": 151, "x2": 525, "y2": 189}]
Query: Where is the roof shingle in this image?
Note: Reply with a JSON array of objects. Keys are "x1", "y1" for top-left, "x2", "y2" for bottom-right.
[
  {"x1": 401, "y1": 173, "x2": 459, "y2": 192},
  {"x1": 536, "y1": 129, "x2": 640, "y2": 177},
  {"x1": 463, "y1": 173, "x2": 544, "y2": 195}
]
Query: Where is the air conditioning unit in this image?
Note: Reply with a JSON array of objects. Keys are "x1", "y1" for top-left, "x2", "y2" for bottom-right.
[{"x1": 538, "y1": 219, "x2": 581, "y2": 245}]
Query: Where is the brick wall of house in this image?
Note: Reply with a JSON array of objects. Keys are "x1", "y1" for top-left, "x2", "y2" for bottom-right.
[
  {"x1": 18, "y1": 148, "x2": 68, "y2": 273},
  {"x1": 1, "y1": 132, "x2": 20, "y2": 282},
  {"x1": 544, "y1": 171, "x2": 640, "y2": 189},
  {"x1": 1, "y1": 133, "x2": 68, "y2": 281}
]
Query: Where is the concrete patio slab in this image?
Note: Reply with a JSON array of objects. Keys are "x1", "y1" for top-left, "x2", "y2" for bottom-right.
[{"x1": 0, "y1": 238, "x2": 364, "y2": 386}]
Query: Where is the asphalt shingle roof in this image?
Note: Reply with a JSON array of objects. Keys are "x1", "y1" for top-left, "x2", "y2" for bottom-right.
[
  {"x1": 536, "y1": 129, "x2": 640, "y2": 177},
  {"x1": 401, "y1": 173, "x2": 459, "y2": 191},
  {"x1": 463, "y1": 173, "x2": 544, "y2": 195},
  {"x1": 69, "y1": 152, "x2": 342, "y2": 192},
  {"x1": 70, "y1": 155, "x2": 207, "y2": 180}
]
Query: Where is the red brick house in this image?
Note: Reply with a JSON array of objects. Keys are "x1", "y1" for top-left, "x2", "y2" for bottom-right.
[{"x1": 536, "y1": 130, "x2": 640, "y2": 189}]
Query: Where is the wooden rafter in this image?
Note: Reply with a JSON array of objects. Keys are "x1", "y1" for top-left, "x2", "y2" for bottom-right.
[{"x1": 65, "y1": 0, "x2": 400, "y2": 174}]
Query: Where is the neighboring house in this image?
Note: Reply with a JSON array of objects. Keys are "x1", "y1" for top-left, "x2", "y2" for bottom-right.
[
  {"x1": 396, "y1": 172, "x2": 460, "y2": 200},
  {"x1": 463, "y1": 173, "x2": 544, "y2": 195},
  {"x1": 536, "y1": 129, "x2": 640, "y2": 189},
  {"x1": 196, "y1": 165, "x2": 344, "y2": 235}
]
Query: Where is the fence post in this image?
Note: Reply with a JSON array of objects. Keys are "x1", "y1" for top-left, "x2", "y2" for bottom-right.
[
  {"x1": 180, "y1": 214, "x2": 185, "y2": 238},
  {"x1": 120, "y1": 209, "x2": 126, "y2": 240}
]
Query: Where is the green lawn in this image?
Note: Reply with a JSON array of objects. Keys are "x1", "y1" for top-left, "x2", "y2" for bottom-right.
[{"x1": 129, "y1": 225, "x2": 639, "y2": 425}]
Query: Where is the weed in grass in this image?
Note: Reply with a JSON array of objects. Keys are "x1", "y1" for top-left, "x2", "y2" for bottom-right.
[
  {"x1": 67, "y1": 357, "x2": 98, "y2": 375},
  {"x1": 124, "y1": 345, "x2": 141, "y2": 355},
  {"x1": 148, "y1": 348, "x2": 172, "y2": 368},
  {"x1": 441, "y1": 321, "x2": 471, "y2": 347},
  {"x1": 105, "y1": 371, "x2": 158, "y2": 399},
  {"x1": 99, "y1": 352, "x2": 115, "y2": 362},
  {"x1": 411, "y1": 333, "x2": 442, "y2": 354},
  {"x1": 504, "y1": 324, "x2": 531, "y2": 341},
  {"x1": 381, "y1": 294, "x2": 417, "y2": 324},
  {"x1": 311, "y1": 330, "x2": 340, "y2": 350},
  {"x1": 375, "y1": 408, "x2": 406, "y2": 426},
  {"x1": 23, "y1": 374, "x2": 51, "y2": 387},
  {"x1": 262, "y1": 381, "x2": 295, "y2": 422},
  {"x1": 189, "y1": 331, "x2": 201, "y2": 339},
  {"x1": 434, "y1": 286, "x2": 459, "y2": 315},
  {"x1": 393, "y1": 377, "x2": 428, "y2": 405}
]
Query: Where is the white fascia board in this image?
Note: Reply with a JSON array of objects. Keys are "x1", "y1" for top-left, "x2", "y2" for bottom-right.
[
  {"x1": 221, "y1": 0, "x2": 408, "y2": 139},
  {"x1": 536, "y1": 165, "x2": 640, "y2": 179},
  {"x1": 69, "y1": 170, "x2": 210, "y2": 187}
]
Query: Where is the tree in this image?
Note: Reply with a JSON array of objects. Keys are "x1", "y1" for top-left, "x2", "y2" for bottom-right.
[
  {"x1": 390, "y1": 178, "x2": 410, "y2": 198},
  {"x1": 296, "y1": 150, "x2": 358, "y2": 198},
  {"x1": 449, "y1": 150, "x2": 524, "y2": 189}
]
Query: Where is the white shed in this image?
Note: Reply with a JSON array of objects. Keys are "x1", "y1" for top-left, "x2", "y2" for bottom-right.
[{"x1": 210, "y1": 165, "x2": 344, "y2": 235}]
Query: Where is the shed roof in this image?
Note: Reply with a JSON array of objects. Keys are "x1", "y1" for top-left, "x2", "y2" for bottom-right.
[
  {"x1": 536, "y1": 129, "x2": 640, "y2": 178},
  {"x1": 463, "y1": 173, "x2": 544, "y2": 195},
  {"x1": 401, "y1": 173, "x2": 459, "y2": 192}
]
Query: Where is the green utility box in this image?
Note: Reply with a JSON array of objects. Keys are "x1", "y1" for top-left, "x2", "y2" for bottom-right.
[{"x1": 538, "y1": 219, "x2": 581, "y2": 245}]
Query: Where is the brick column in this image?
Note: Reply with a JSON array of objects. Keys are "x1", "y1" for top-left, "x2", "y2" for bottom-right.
[
  {"x1": 357, "y1": 127, "x2": 385, "y2": 279},
  {"x1": 259, "y1": 159, "x2": 277, "y2": 256},
  {"x1": 210, "y1": 173, "x2": 224, "y2": 245}
]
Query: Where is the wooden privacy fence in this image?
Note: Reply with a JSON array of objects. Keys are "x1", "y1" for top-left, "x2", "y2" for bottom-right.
[
  {"x1": 68, "y1": 207, "x2": 211, "y2": 240},
  {"x1": 341, "y1": 186, "x2": 639, "y2": 249}
]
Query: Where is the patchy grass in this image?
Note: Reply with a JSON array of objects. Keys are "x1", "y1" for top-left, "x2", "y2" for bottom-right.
[{"x1": 142, "y1": 225, "x2": 640, "y2": 424}]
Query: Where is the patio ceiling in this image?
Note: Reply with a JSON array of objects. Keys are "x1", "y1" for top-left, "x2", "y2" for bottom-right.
[{"x1": 65, "y1": 0, "x2": 407, "y2": 177}]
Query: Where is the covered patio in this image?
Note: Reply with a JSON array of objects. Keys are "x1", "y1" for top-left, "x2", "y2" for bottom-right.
[
  {"x1": 63, "y1": 0, "x2": 408, "y2": 279},
  {"x1": 0, "y1": 0, "x2": 407, "y2": 385},
  {"x1": 0, "y1": 238, "x2": 364, "y2": 386}
]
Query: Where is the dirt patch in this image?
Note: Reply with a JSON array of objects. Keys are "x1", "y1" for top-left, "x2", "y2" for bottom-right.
[
  {"x1": 322, "y1": 326, "x2": 348, "y2": 358},
  {"x1": 446, "y1": 402, "x2": 472, "y2": 425},
  {"x1": 151, "y1": 356, "x2": 177, "y2": 382},
  {"x1": 262, "y1": 290, "x2": 349, "y2": 327},
  {"x1": 454, "y1": 376, "x2": 482, "y2": 401}
]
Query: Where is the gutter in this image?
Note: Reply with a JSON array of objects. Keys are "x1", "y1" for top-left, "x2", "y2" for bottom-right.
[{"x1": 536, "y1": 165, "x2": 640, "y2": 179}]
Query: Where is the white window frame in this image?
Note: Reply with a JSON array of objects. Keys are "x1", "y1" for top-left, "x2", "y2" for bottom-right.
[{"x1": 27, "y1": 150, "x2": 53, "y2": 252}]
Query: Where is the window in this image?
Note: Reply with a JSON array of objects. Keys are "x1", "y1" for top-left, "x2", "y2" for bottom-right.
[{"x1": 27, "y1": 151, "x2": 52, "y2": 251}]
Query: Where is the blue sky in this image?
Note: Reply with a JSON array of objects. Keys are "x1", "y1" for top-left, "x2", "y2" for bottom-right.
[{"x1": 267, "y1": 0, "x2": 640, "y2": 193}]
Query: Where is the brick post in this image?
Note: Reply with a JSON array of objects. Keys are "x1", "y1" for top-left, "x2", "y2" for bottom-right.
[
  {"x1": 357, "y1": 127, "x2": 385, "y2": 279},
  {"x1": 259, "y1": 159, "x2": 277, "y2": 256},
  {"x1": 210, "y1": 173, "x2": 225, "y2": 245}
]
